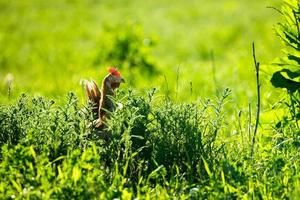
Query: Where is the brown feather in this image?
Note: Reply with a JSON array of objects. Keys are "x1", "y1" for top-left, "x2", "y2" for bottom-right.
[{"x1": 85, "y1": 80, "x2": 101, "y2": 116}]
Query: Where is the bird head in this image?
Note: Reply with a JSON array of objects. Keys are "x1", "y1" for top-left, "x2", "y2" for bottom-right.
[{"x1": 107, "y1": 67, "x2": 125, "y2": 90}]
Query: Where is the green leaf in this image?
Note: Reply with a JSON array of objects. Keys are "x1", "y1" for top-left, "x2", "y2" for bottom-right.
[
  {"x1": 283, "y1": 30, "x2": 299, "y2": 50},
  {"x1": 72, "y1": 165, "x2": 81, "y2": 184},
  {"x1": 288, "y1": 54, "x2": 300, "y2": 64},
  {"x1": 10, "y1": 180, "x2": 22, "y2": 193},
  {"x1": 202, "y1": 157, "x2": 212, "y2": 178},
  {"x1": 271, "y1": 70, "x2": 300, "y2": 93},
  {"x1": 281, "y1": 69, "x2": 300, "y2": 79}
]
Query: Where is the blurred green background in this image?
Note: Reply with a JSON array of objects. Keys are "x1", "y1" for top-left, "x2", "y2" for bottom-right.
[{"x1": 0, "y1": 0, "x2": 282, "y2": 107}]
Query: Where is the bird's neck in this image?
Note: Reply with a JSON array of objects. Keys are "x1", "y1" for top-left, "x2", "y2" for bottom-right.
[
  {"x1": 98, "y1": 75, "x2": 117, "y2": 122},
  {"x1": 101, "y1": 76, "x2": 114, "y2": 98},
  {"x1": 100, "y1": 76, "x2": 115, "y2": 114}
]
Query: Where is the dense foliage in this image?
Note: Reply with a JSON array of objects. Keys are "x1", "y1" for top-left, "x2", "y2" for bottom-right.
[
  {"x1": 271, "y1": 0, "x2": 300, "y2": 138},
  {"x1": 0, "y1": 90, "x2": 228, "y2": 198},
  {"x1": 0, "y1": 88, "x2": 299, "y2": 199}
]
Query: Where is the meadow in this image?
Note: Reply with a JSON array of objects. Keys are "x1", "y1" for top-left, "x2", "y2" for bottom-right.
[{"x1": 1, "y1": 0, "x2": 300, "y2": 199}]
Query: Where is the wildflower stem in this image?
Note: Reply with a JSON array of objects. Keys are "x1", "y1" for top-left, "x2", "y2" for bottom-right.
[{"x1": 251, "y1": 42, "x2": 261, "y2": 158}]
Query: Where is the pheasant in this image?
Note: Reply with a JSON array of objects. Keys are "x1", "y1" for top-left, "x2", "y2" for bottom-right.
[{"x1": 85, "y1": 67, "x2": 125, "y2": 129}]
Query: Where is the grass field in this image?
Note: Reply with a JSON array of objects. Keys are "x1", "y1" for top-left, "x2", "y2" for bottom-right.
[
  {"x1": 2, "y1": 0, "x2": 300, "y2": 199},
  {"x1": 0, "y1": 0, "x2": 282, "y2": 102}
]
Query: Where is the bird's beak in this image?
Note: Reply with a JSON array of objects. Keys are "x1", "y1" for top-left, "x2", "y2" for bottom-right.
[{"x1": 120, "y1": 78, "x2": 125, "y2": 83}]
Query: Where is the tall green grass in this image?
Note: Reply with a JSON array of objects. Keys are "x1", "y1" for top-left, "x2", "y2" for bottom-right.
[{"x1": 0, "y1": 88, "x2": 299, "y2": 199}]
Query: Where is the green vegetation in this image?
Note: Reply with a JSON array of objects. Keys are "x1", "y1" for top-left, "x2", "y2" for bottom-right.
[
  {"x1": 0, "y1": 0, "x2": 281, "y2": 102},
  {"x1": 1, "y1": 0, "x2": 300, "y2": 199}
]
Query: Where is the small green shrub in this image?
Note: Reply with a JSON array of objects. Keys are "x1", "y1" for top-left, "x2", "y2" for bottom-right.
[
  {"x1": 0, "y1": 144, "x2": 112, "y2": 199},
  {"x1": 94, "y1": 22, "x2": 158, "y2": 76},
  {"x1": 0, "y1": 89, "x2": 230, "y2": 198},
  {"x1": 271, "y1": 0, "x2": 300, "y2": 138},
  {"x1": 0, "y1": 88, "x2": 299, "y2": 199},
  {"x1": 0, "y1": 92, "x2": 94, "y2": 159}
]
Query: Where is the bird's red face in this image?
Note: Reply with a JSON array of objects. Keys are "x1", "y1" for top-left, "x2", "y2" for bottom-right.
[{"x1": 107, "y1": 67, "x2": 125, "y2": 90}]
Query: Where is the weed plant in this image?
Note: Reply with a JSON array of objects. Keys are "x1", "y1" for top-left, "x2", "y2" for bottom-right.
[{"x1": 0, "y1": 87, "x2": 299, "y2": 199}]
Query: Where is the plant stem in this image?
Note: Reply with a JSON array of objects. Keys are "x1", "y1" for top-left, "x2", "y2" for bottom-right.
[
  {"x1": 248, "y1": 102, "x2": 252, "y2": 143},
  {"x1": 251, "y1": 42, "x2": 261, "y2": 158}
]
